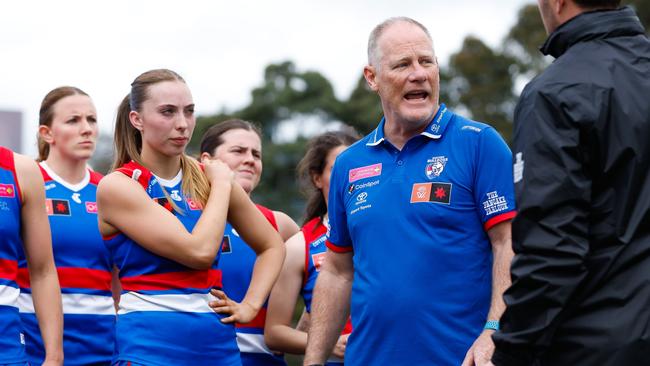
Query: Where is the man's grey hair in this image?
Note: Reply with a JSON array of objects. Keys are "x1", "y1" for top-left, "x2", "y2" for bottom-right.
[{"x1": 367, "y1": 17, "x2": 434, "y2": 67}]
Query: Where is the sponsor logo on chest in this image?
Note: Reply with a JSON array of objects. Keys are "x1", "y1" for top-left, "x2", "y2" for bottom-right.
[
  {"x1": 311, "y1": 252, "x2": 326, "y2": 272},
  {"x1": 85, "y1": 201, "x2": 98, "y2": 213},
  {"x1": 0, "y1": 183, "x2": 16, "y2": 198},
  {"x1": 348, "y1": 163, "x2": 382, "y2": 183}
]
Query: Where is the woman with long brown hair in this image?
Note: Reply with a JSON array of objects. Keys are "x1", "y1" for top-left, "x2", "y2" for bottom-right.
[
  {"x1": 97, "y1": 69, "x2": 285, "y2": 365},
  {"x1": 17, "y1": 86, "x2": 115, "y2": 365},
  {"x1": 264, "y1": 129, "x2": 359, "y2": 365}
]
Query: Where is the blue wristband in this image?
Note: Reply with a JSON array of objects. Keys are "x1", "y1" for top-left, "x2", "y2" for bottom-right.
[{"x1": 484, "y1": 320, "x2": 499, "y2": 330}]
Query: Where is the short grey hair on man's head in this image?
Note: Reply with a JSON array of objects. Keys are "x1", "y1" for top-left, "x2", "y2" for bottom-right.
[{"x1": 367, "y1": 17, "x2": 433, "y2": 67}]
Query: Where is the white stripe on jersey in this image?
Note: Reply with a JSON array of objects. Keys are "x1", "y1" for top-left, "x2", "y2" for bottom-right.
[
  {"x1": 0, "y1": 284, "x2": 20, "y2": 307},
  {"x1": 118, "y1": 291, "x2": 216, "y2": 314},
  {"x1": 18, "y1": 293, "x2": 115, "y2": 315},
  {"x1": 236, "y1": 333, "x2": 274, "y2": 354}
]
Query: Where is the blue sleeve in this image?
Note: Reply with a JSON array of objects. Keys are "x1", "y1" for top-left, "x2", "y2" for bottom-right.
[
  {"x1": 325, "y1": 155, "x2": 353, "y2": 252},
  {"x1": 473, "y1": 126, "x2": 517, "y2": 230}
]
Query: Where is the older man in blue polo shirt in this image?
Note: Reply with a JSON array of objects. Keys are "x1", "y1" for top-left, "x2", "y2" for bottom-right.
[{"x1": 303, "y1": 17, "x2": 516, "y2": 366}]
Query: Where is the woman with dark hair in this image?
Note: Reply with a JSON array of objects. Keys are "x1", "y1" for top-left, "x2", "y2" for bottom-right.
[
  {"x1": 264, "y1": 128, "x2": 359, "y2": 365},
  {"x1": 0, "y1": 146, "x2": 63, "y2": 365},
  {"x1": 199, "y1": 119, "x2": 299, "y2": 365},
  {"x1": 17, "y1": 86, "x2": 115, "y2": 365},
  {"x1": 97, "y1": 69, "x2": 285, "y2": 365}
]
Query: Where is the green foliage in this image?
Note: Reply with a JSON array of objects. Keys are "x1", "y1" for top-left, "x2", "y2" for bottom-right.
[
  {"x1": 252, "y1": 137, "x2": 308, "y2": 220},
  {"x1": 447, "y1": 36, "x2": 518, "y2": 142},
  {"x1": 504, "y1": 4, "x2": 550, "y2": 75},
  {"x1": 337, "y1": 75, "x2": 383, "y2": 135}
]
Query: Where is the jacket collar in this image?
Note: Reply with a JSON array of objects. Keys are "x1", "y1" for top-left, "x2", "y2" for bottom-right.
[{"x1": 540, "y1": 6, "x2": 645, "y2": 58}]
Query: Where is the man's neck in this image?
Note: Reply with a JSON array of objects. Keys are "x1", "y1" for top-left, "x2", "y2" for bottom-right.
[{"x1": 383, "y1": 107, "x2": 439, "y2": 150}]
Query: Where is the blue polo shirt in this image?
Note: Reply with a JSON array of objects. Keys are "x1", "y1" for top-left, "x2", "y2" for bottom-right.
[{"x1": 326, "y1": 105, "x2": 516, "y2": 366}]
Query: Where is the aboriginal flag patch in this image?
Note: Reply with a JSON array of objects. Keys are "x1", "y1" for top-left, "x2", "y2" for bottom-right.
[
  {"x1": 410, "y1": 182, "x2": 452, "y2": 204},
  {"x1": 46, "y1": 199, "x2": 71, "y2": 216}
]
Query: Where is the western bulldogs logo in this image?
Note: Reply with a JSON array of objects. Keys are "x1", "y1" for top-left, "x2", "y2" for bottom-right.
[{"x1": 425, "y1": 156, "x2": 447, "y2": 179}]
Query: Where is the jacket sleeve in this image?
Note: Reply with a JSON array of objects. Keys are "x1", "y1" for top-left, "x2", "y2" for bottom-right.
[{"x1": 492, "y1": 84, "x2": 597, "y2": 365}]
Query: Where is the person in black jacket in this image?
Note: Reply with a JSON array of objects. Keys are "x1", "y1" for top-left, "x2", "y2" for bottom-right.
[{"x1": 490, "y1": 1, "x2": 650, "y2": 365}]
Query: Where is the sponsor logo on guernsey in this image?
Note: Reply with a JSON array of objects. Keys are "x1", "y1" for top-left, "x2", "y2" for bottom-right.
[
  {"x1": 311, "y1": 253, "x2": 326, "y2": 272},
  {"x1": 425, "y1": 156, "x2": 447, "y2": 179},
  {"x1": 46, "y1": 199, "x2": 71, "y2": 216},
  {"x1": 311, "y1": 235, "x2": 327, "y2": 248},
  {"x1": 71, "y1": 192, "x2": 81, "y2": 204},
  {"x1": 483, "y1": 191, "x2": 508, "y2": 216},
  {"x1": 0, "y1": 201, "x2": 9, "y2": 211},
  {"x1": 0, "y1": 183, "x2": 16, "y2": 198},
  {"x1": 187, "y1": 197, "x2": 202, "y2": 210},
  {"x1": 350, "y1": 203, "x2": 372, "y2": 215},
  {"x1": 85, "y1": 201, "x2": 98, "y2": 213},
  {"x1": 170, "y1": 190, "x2": 182, "y2": 201},
  {"x1": 410, "y1": 182, "x2": 452, "y2": 204},
  {"x1": 221, "y1": 235, "x2": 232, "y2": 254},
  {"x1": 355, "y1": 192, "x2": 368, "y2": 205},
  {"x1": 348, "y1": 163, "x2": 382, "y2": 183},
  {"x1": 461, "y1": 125, "x2": 482, "y2": 133},
  {"x1": 44, "y1": 183, "x2": 56, "y2": 191},
  {"x1": 429, "y1": 106, "x2": 447, "y2": 134},
  {"x1": 348, "y1": 179, "x2": 380, "y2": 195},
  {"x1": 513, "y1": 152, "x2": 524, "y2": 184}
]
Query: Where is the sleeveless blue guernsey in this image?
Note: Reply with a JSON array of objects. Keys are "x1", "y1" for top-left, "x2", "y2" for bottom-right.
[
  {"x1": 301, "y1": 217, "x2": 352, "y2": 365},
  {"x1": 103, "y1": 161, "x2": 239, "y2": 366},
  {"x1": 17, "y1": 163, "x2": 114, "y2": 365},
  {"x1": 0, "y1": 147, "x2": 27, "y2": 364},
  {"x1": 219, "y1": 205, "x2": 286, "y2": 365}
]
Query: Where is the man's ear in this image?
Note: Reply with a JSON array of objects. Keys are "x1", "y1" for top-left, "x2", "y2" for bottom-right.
[{"x1": 363, "y1": 65, "x2": 379, "y2": 92}]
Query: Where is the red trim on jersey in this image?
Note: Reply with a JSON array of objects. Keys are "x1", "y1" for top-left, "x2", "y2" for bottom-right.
[
  {"x1": 116, "y1": 161, "x2": 152, "y2": 191},
  {"x1": 255, "y1": 204, "x2": 278, "y2": 231},
  {"x1": 341, "y1": 318, "x2": 353, "y2": 335},
  {"x1": 89, "y1": 169, "x2": 104, "y2": 185},
  {"x1": 325, "y1": 240, "x2": 353, "y2": 253},
  {"x1": 235, "y1": 307, "x2": 267, "y2": 329},
  {"x1": 0, "y1": 147, "x2": 22, "y2": 203},
  {"x1": 17, "y1": 267, "x2": 112, "y2": 291},
  {"x1": 303, "y1": 235, "x2": 310, "y2": 288},
  {"x1": 0, "y1": 258, "x2": 18, "y2": 281},
  {"x1": 102, "y1": 232, "x2": 120, "y2": 241},
  {"x1": 301, "y1": 217, "x2": 327, "y2": 287},
  {"x1": 38, "y1": 164, "x2": 53, "y2": 182},
  {"x1": 121, "y1": 269, "x2": 223, "y2": 291},
  {"x1": 484, "y1": 210, "x2": 517, "y2": 231}
]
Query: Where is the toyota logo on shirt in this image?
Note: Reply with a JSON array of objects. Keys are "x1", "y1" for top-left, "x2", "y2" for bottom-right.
[{"x1": 356, "y1": 192, "x2": 368, "y2": 202}]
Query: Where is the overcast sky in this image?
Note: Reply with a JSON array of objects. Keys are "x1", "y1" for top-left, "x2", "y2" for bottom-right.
[{"x1": 0, "y1": 0, "x2": 535, "y2": 156}]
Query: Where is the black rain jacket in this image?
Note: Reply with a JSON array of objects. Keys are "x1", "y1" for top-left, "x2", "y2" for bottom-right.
[{"x1": 492, "y1": 6, "x2": 650, "y2": 366}]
